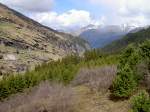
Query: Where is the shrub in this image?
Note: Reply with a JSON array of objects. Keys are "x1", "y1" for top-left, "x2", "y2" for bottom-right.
[
  {"x1": 137, "y1": 62, "x2": 150, "y2": 93},
  {"x1": 139, "y1": 40, "x2": 150, "y2": 59},
  {"x1": 72, "y1": 66, "x2": 117, "y2": 92},
  {"x1": 112, "y1": 43, "x2": 143, "y2": 98},
  {"x1": 0, "y1": 51, "x2": 117, "y2": 100},
  {"x1": 0, "y1": 81, "x2": 77, "y2": 112},
  {"x1": 0, "y1": 55, "x2": 80, "y2": 100},
  {"x1": 119, "y1": 44, "x2": 136, "y2": 67},
  {"x1": 113, "y1": 64, "x2": 137, "y2": 98},
  {"x1": 119, "y1": 44, "x2": 142, "y2": 70},
  {"x1": 131, "y1": 90, "x2": 150, "y2": 112}
]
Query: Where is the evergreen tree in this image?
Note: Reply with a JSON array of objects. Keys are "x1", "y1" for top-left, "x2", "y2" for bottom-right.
[{"x1": 113, "y1": 64, "x2": 137, "y2": 98}]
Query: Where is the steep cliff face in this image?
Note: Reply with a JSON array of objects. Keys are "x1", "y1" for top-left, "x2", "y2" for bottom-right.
[{"x1": 0, "y1": 3, "x2": 90, "y2": 74}]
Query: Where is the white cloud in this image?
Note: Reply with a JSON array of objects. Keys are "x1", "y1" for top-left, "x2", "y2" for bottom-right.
[
  {"x1": 0, "y1": 0, "x2": 104, "y2": 29},
  {"x1": 119, "y1": 0, "x2": 150, "y2": 16},
  {"x1": 30, "y1": 9, "x2": 105, "y2": 29},
  {"x1": 88, "y1": 0, "x2": 150, "y2": 15},
  {"x1": 87, "y1": 0, "x2": 150, "y2": 26},
  {"x1": 0, "y1": 0, "x2": 54, "y2": 12},
  {"x1": 1, "y1": 0, "x2": 149, "y2": 29}
]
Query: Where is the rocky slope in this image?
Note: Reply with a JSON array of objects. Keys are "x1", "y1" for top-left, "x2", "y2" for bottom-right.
[{"x1": 0, "y1": 3, "x2": 90, "y2": 74}]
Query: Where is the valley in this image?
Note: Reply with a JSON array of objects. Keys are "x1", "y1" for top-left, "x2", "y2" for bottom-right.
[
  {"x1": 79, "y1": 25, "x2": 135, "y2": 48},
  {"x1": 0, "y1": 2, "x2": 150, "y2": 112}
]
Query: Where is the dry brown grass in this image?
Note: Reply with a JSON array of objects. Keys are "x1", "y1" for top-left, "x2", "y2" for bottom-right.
[
  {"x1": 71, "y1": 65, "x2": 117, "y2": 92},
  {"x1": 0, "y1": 81, "x2": 77, "y2": 112}
]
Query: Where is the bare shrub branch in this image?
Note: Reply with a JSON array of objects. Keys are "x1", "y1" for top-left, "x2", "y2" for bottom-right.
[
  {"x1": 71, "y1": 66, "x2": 117, "y2": 92},
  {"x1": 137, "y1": 61, "x2": 150, "y2": 92},
  {"x1": 0, "y1": 81, "x2": 77, "y2": 112}
]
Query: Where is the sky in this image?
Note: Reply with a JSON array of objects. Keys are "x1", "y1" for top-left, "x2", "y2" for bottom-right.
[{"x1": 0, "y1": 0, "x2": 150, "y2": 30}]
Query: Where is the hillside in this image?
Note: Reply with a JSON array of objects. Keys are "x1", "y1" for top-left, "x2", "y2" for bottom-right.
[
  {"x1": 101, "y1": 27, "x2": 150, "y2": 53},
  {"x1": 79, "y1": 25, "x2": 135, "y2": 48},
  {"x1": 0, "y1": 3, "x2": 90, "y2": 74}
]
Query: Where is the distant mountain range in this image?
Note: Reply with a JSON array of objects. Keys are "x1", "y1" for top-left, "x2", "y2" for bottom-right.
[{"x1": 79, "y1": 24, "x2": 139, "y2": 48}]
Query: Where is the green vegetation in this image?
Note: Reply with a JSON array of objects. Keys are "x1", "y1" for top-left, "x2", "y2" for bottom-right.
[
  {"x1": 131, "y1": 90, "x2": 150, "y2": 112},
  {"x1": 0, "y1": 40, "x2": 149, "y2": 101},
  {"x1": 112, "y1": 40, "x2": 150, "y2": 98},
  {"x1": 113, "y1": 64, "x2": 137, "y2": 98},
  {"x1": 112, "y1": 45, "x2": 140, "y2": 98},
  {"x1": 0, "y1": 52, "x2": 117, "y2": 100}
]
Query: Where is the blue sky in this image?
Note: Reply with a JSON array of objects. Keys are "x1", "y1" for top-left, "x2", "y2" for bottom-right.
[
  {"x1": 53, "y1": 0, "x2": 110, "y2": 24},
  {"x1": 0, "y1": 0, "x2": 150, "y2": 30},
  {"x1": 54, "y1": 0, "x2": 105, "y2": 17}
]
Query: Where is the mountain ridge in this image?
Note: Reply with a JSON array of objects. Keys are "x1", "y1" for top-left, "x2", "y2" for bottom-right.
[{"x1": 101, "y1": 27, "x2": 150, "y2": 53}]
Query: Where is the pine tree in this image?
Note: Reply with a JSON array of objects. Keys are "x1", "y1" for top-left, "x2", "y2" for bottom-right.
[{"x1": 113, "y1": 64, "x2": 137, "y2": 98}]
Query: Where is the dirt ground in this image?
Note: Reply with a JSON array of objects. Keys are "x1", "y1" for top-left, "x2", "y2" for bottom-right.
[{"x1": 74, "y1": 86, "x2": 130, "y2": 112}]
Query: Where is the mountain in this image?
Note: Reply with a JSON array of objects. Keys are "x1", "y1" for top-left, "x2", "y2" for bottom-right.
[
  {"x1": 79, "y1": 25, "x2": 136, "y2": 48},
  {"x1": 101, "y1": 27, "x2": 150, "y2": 53},
  {"x1": 58, "y1": 24, "x2": 99, "y2": 36},
  {"x1": 0, "y1": 3, "x2": 90, "y2": 74},
  {"x1": 73, "y1": 24, "x2": 99, "y2": 36}
]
